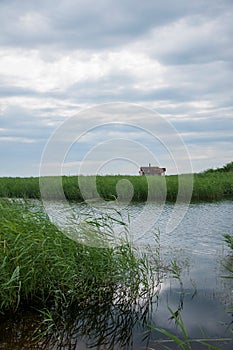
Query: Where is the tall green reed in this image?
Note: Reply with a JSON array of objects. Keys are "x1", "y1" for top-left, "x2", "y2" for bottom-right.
[
  {"x1": 0, "y1": 199, "x2": 158, "y2": 316},
  {"x1": 0, "y1": 172, "x2": 232, "y2": 202}
]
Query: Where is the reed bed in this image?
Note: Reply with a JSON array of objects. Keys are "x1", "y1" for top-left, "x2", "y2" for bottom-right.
[
  {"x1": 0, "y1": 176, "x2": 40, "y2": 198},
  {"x1": 0, "y1": 198, "x2": 163, "y2": 348},
  {"x1": 0, "y1": 199, "x2": 157, "y2": 316},
  {"x1": 0, "y1": 171, "x2": 232, "y2": 202}
]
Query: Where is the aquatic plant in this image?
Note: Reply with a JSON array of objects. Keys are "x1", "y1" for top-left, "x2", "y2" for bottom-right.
[
  {"x1": 0, "y1": 199, "x2": 159, "y2": 316},
  {"x1": 224, "y1": 234, "x2": 233, "y2": 251},
  {"x1": 222, "y1": 234, "x2": 233, "y2": 286},
  {"x1": 0, "y1": 198, "x2": 166, "y2": 349},
  {"x1": 0, "y1": 171, "x2": 232, "y2": 202},
  {"x1": 151, "y1": 307, "x2": 232, "y2": 350}
]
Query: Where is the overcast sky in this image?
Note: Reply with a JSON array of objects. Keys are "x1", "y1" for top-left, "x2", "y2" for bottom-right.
[{"x1": 0, "y1": 0, "x2": 232, "y2": 176}]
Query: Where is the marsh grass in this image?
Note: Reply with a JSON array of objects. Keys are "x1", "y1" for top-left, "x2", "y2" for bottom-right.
[
  {"x1": 224, "y1": 234, "x2": 233, "y2": 251},
  {"x1": 0, "y1": 172, "x2": 232, "y2": 202},
  {"x1": 0, "y1": 177, "x2": 39, "y2": 198},
  {"x1": 0, "y1": 198, "x2": 167, "y2": 349},
  {"x1": 192, "y1": 173, "x2": 233, "y2": 201},
  {"x1": 222, "y1": 234, "x2": 233, "y2": 286},
  {"x1": 0, "y1": 199, "x2": 159, "y2": 317}
]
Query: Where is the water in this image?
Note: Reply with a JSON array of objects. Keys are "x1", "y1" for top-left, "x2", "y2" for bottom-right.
[{"x1": 0, "y1": 200, "x2": 233, "y2": 349}]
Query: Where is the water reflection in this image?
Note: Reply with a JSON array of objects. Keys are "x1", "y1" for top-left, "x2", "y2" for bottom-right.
[
  {"x1": 0, "y1": 274, "x2": 232, "y2": 350},
  {"x1": 0, "y1": 310, "x2": 43, "y2": 350},
  {"x1": 37, "y1": 286, "x2": 159, "y2": 350}
]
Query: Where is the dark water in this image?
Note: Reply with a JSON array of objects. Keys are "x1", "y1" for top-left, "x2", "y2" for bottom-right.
[{"x1": 0, "y1": 200, "x2": 233, "y2": 349}]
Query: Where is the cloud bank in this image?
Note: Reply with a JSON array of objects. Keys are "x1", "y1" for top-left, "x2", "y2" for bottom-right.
[{"x1": 0, "y1": 0, "x2": 232, "y2": 176}]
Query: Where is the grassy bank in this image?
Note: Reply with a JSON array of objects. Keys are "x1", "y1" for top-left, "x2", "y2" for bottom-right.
[
  {"x1": 0, "y1": 199, "x2": 157, "y2": 316},
  {"x1": 0, "y1": 171, "x2": 232, "y2": 202}
]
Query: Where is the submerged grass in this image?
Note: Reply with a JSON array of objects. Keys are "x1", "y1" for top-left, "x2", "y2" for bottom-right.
[{"x1": 0, "y1": 171, "x2": 232, "y2": 202}]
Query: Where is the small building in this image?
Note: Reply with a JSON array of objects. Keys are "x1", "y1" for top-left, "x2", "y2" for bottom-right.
[{"x1": 139, "y1": 164, "x2": 166, "y2": 176}]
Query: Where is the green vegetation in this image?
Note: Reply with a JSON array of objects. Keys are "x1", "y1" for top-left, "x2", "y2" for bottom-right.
[
  {"x1": 224, "y1": 234, "x2": 233, "y2": 251},
  {"x1": 152, "y1": 307, "x2": 231, "y2": 350},
  {"x1": 192, "y1": 172, "x2": 233, "y2": 201},
  {"x1": 0, "y1": 176, "x2": 40, "y2": 198},
  {"x1": 202, "y1": 161, "x2": 233, "y2": 174},
  {"x1": 0, "y1": 170, "x2": 232, "y2": 202},
  {"x1": 0, "y1": 198, "x2": 164, "y2": 348},
  {"x1": 0, "y1": 199, "x2": 157, "y2": 316},
  {"x1": 223, "y1": 234, "x2": 233, "y2": 281}
]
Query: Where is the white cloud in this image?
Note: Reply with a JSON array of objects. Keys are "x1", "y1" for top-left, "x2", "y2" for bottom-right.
[{"x1": 0, "y1": 48, "x2": 166, "y2": 94}]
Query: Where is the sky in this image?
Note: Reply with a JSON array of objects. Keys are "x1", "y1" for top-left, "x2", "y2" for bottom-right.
[{"x1": 0, "y1": 0, "x2": 232, "y2": 176}]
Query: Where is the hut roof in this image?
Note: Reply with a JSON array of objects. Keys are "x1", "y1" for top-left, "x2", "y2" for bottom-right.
[{"x1": 140, "y1": 166, "x2": 166, "y2": 175}]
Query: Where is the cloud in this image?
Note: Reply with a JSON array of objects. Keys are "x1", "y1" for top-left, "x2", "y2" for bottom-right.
[
  {"x1": 0, "y1": 0, "x2": 232, "y2": 176},
  {"x1": 146, "y1": 11, "x2": 233, "y2": 65},
  {"x1": 0, "y1": 0, "x2": 231, "y2": 52},
  {"x1": 1, "y1": 0, "x2": 223, "y2": 50}
]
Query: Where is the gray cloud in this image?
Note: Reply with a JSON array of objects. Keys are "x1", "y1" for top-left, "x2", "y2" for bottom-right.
[
  {"x1": 149, "y1": 11, "x2": 233, "y2": 65},
  {"x1": 0, "y1": 84, "x2": 44, "y2": 98},
  {"x1": 0, "y1": 106, "x2": 56, "y2": 139},
  {"x1": 0, "y1": 0, "x2": 232, "y2": 176},
  {"x1": 0, "y1": 0, "x2": 230, "y2": 50}
]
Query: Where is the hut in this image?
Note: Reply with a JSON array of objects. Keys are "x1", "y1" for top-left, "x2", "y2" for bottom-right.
[{"x1": 139, "y1": 164, "x2": 166, "y2": 176}]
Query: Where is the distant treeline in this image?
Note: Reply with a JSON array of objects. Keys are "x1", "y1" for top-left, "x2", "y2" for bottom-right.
[
  {"x1": 0, "y1": 162, "x2": 232, "y2": 202},
  {"x1": 202, "y1": 161, "x2": 233, "y2": 174}
]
